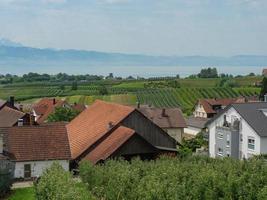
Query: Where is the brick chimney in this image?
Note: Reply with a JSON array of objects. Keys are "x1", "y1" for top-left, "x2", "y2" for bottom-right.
[
  {"x1": 53, "y1": 98, "x2": 56, "y2": 105},
  {"x1": 9, "y1": 96, "x2": 15, "y2": 108},
  {"x1": 162, "y1": 108, "x2": 167, "y2": 117}
]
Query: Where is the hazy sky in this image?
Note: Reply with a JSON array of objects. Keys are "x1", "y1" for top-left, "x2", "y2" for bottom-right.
[{"x1": 0, "y1": 0, "x2": 267, "y2": 56}]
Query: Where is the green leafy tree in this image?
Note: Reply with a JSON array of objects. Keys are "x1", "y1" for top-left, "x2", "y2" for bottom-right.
[
  {"x1": 0, "y1": 169, "x2": 13, "y2": 198},
  {"x1": 35, "y1": 162, "x2": 92, "y2": 200},
  {"x1": 260, "y1": 77, "x2": 267, "y2": 100},
  {"x1": 71, "y1": 81, "x2": 78, "y2": 90},
  {"x1": 47, "y1": 107, "x2": 80, "y2": 122},
  {"x1": 99, "y1": 85, "x2": 108, "y2": 95},
  {"x1": 198, "y1": 67, "x2": 218, "y2": 78}
]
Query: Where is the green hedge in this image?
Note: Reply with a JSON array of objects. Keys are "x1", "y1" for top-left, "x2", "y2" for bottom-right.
[
  {"x1": 0, "y1": 169, "x2": 13, "y2": 198},
  {"x1": 79, "y1": 156, "x2": 267, "y2": 200}
]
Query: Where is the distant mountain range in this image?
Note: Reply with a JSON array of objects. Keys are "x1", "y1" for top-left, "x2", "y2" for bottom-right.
[{"x1": 0, "y1": 38, "x2": 267, "y2": 68}]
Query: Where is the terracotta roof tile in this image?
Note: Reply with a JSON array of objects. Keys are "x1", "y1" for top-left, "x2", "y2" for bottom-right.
[
  {"x1": 138, "y1": 107, "x2": 187, "y2": 128},
  {"x1": 0, "y1": 106, "x2": 26, "y2": 127},
  {"x1": 5, "y1": 123, "x2": 71, "y2": 161},
  {"x1": 33, "y1": 98, "x2": 67, "y2": 123},
  {"x1": 84, "y1": 126, "x2": 135, "y2": 164},
  {"x1": 66, "y1": 100, "x2": 134, "y2": 159}
]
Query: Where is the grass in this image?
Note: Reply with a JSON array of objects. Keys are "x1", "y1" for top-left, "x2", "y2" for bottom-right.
[{"x1": 8, "y1": 187, "x2": 35, "y2": 200}]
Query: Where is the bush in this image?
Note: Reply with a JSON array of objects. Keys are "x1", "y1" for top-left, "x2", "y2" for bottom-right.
[
  {"x1": 0, "y1": 169, "x2": 13, "y2": 198},
  {"x1": 35, "y1": 162, "x2": 93, "y2": 200},
  {"x1": 79, "y1": 156, "x2": 267, "y2": 200}
]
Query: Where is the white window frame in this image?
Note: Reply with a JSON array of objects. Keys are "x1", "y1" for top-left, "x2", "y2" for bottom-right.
[
  {"x1": 217, "y1": 148, "x2": 223, "y2": 156},
  {"x1": 217, "y1": 132, "x2": 223, "y2": 139},
  {"x1": 248, "y1": 137, "x2": 255, "y2": 151}
]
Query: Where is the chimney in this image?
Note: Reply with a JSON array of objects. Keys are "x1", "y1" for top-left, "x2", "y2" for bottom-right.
[
  {"x1": 19, "y1": 104, "x2": 23, "y2": 112},
  {"x1": 162, "y1": 108, "x2": 167, "y2": 117},
  {"x1": 9, "y1": 96, "x2": 15, "y2": 108},
  {"x1": 108, "y1": 121, "x2": 114, "y2": 130},
  {"x1": 53, "y1": 98, "x2": 56, "y2": 105},
  {"x1": 137, "y1": 102, "x2": 140, "y2": 108},
  {"x1": 264, "y1": 94, "x2": 267, "y2": 102},
  {"x1": 17, "y1": 119, "x2": 24, "y2": 127}
]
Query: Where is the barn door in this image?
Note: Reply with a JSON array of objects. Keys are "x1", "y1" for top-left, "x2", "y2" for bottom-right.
[{"x1": 24, "y1": 164, "x2": 31, "y2": 178}]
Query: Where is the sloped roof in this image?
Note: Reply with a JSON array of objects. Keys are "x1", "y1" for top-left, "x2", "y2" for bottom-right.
[
  {"x1": 33, "y1": 98, "x2": 67, "y2": 123},
  {"x1": 84, "y1": 126, "x2": 135, "y2": 164},
  {"x1": 198, "y1": 98, "x2": 237, "y2": 114},
  {"x1": 206, "y1": 102, "x2": 267, "y2": 137},
  {"x1": 5, "y1": 123, "x2": 71, "y2": 161},
  {"x1": 0, "y1": 99, "x2": 7, "y2": 109},
  {"x1": 66, "y1": 100, "x2": 134, "y2": 159},
  {"x1": 71, "y1": 103, "x2": 87, "y2": 112},
  {"x1": 186, "y1": 116, "x2": 209, "y2": 129},
  {"x1": 138, "y1": 107, "x2": 187, "y2": 128},
  {"x1": 0, "y1": 106, "x2": 26, "y2": 127}
]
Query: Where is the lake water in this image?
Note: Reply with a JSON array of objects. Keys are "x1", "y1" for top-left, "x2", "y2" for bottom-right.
[{"x1": 0, "y1": 64, "x2": 264, "y2": 78}]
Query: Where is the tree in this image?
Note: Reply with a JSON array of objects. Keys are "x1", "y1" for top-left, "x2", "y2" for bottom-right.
[
  {"x1": 260, "y1": 77, "x2": 267, "y2": 100},
  {"x1": 99, "y1": 85, "x2": 108, "y2": 95},
  {"x1": 47, "y1": 107, "x2": 80, "y2": 122},
  {"x1": 71, "y1": 81, "x2": 78, "y2": 90},
  {"x1": 198, "y1": 67, "x2": 218, "y2": 78},
  {"x1": 35, "y1": 162, "x2": 92, "y2": 200}
]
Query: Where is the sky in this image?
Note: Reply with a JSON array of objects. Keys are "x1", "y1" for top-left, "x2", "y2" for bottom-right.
[{"x1": 0, "y1": 0, "x2": 267, "y2": 56}]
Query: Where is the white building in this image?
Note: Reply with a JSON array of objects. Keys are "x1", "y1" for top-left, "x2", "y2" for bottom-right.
[
  {"x1": 0, "y1": 123, "x2": 70, "y2": 179},
  {"x1": 207, "y1": 102, "x2": 267, "y2": 159}
]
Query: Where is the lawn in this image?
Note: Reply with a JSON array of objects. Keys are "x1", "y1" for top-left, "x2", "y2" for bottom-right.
[{"x1": 8, "y1": 187, "x2": 34, "y2": 200}]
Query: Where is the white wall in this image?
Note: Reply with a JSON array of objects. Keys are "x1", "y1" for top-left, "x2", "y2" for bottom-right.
[
  {"x1": 165, "y1": 128, "x2": 183, "y2": 143},
  {"x1": 207, "y1": 107, "x2": 263, "y2": 159},
  {"x1": 184, "y1": 126, "x2": 202, "y2": 136},
  {"x1": 260, "y1": 137, "x2": 267, "y2": 154},
  {"x1": 194, "y1": 104, "x2": 207, "y2": 118},
  {"x1": 14, "y1": 160, "x2": 69, "y2": 178}
]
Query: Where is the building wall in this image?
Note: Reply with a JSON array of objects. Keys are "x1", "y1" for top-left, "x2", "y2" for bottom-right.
[
  {"x1": 261, "y1": 137, "x2": 267, "y2": 154},
  {"x1": 0, "y1": 134, "x2": 3, "y2": 154},
  {"x1": 165, "y1": 128, "x2": 183, "y2": 143},
  {"x1": 193, "y1": 104, "x2": 207, "y2": 118},
  {"x1": 122, "y1": 110, "x2": 177, "y2": 148},
  {"x1": 184, "y1": 126, "x2": 202, "y2": 136},
  {"x1": 208, "y1": 107, "x2": 263, "y2": 159},
  {"x1": 14, "y1": 160, "x2": 69, "y2": 178}
]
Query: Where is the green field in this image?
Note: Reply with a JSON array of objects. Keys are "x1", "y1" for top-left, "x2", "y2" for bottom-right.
[{"x1": 0, "y1": 76, "x2": 262, "y2": 114}]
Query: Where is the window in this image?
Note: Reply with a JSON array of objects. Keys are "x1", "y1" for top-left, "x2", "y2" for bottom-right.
[
  {"x1": 218, "y1": 148, "x2": 223, "y2": 156},
  {"x1": 240, "y1": 134, "x2": 243, "y2": 143},
  {"x1": 248, "y1": 137, "x2": 255, "y2": 150},
  {"x1": 226, "y1": 151, "x2": 230, "y2": 157},
  {"x1": 217, "y1": 132, "x2": 223, "y2": 139},
  {"x1": 226, "y1": 134, "x2": 230, "y2": 147}
]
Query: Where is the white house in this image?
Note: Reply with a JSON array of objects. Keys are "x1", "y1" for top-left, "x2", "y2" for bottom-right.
[
  {"x1": 0, "y1": 123, "x2": 71, "y2": 179},
  {"x1": 207, "y1": 102, "x2": 267, "y2": 159}
]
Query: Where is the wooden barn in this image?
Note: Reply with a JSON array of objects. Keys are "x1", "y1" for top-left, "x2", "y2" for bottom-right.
[{"x1": 67, "y1": 100, "x2": 177, "y2": 166}]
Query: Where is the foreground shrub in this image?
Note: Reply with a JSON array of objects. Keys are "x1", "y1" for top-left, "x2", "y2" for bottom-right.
[
  {"x1": 35, "y1": 162, "x2": 93, "y2": 200},
  {"x1": 0, "y1": 169, "x2": 13, "y2": 198},
  {"x1": 80, "y1": 156, "x2": 267, "y2": 200}
]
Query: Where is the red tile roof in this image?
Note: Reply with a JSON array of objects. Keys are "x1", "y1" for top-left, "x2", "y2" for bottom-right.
[
  {"x1": 0, "y1": 106, "x2": 26, "y2": 127},
  {"x1": 66, "y1": 100, "x2": 134, "y2": 159},
  {"x1": 138, "y1": 107, "x2": 187, "y2": 128},
  {"x1": 33, "y1": 98, "x2": 67, "y2": 123},
  {"x1": 84, "y1": 126, "x2": 135, "y2": 164},
  {"x1": 5, "y1": 123, "x2": 71, "y2": 161},
  {"x1": 71, "y1": 103, "x2": 86, "y2": 112},
  {"x1": 198, "y1": 98, "x2": 237, "y2": 114}
]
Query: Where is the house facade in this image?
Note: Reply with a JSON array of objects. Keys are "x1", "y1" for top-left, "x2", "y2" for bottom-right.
[
  {"x1": 0, "y1": 123, "x2": 71, "y2": 179},
  {"x1": 207, "y1": 102, "x2": 267, "y2": 159}
]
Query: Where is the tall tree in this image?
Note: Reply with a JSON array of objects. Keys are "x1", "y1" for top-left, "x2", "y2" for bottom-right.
[{"x1": 260, "y1": 77, "x2": 267, "y2": 100}]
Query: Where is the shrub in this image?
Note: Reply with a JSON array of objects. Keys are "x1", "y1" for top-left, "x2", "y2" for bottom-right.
[
  {"x1": 0, "y1": 169, "x2": 13, "y2": 198},
  {"x1": 35, "y1": 162, "x2": 93, "y2": 200},
  {"x1": 79, "y1": 156, "x2": 267, "y2": 200}
]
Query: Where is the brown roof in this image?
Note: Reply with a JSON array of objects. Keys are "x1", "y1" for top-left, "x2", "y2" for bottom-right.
[
  {"x1": 66, "y1": 100, "x2": 134, "y2": 159},
  {"x1": 138, "y1": 107, "x2": 187, "y2": 128},
  {"x1": 198, "y1": 98, "x2": 237, "y2": 114},
  {"x1": 33, "y1": 98, "x2": 67, "y2": 123},
  {"x1": 71, "y1": 103, "x2": 87, "y2": 112},
  {"x1": 5, "y1": 123, "x2": 71, "y2": 161},
  {"x1": 0, "y1": 99, "x2": 7, "y2": 110},
  {"x1": 84, "y1": 126, "x2": 135, "y2": 164},
  {"x1": 0, "y1": 106, "x2": 26, "y2": 127}
]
